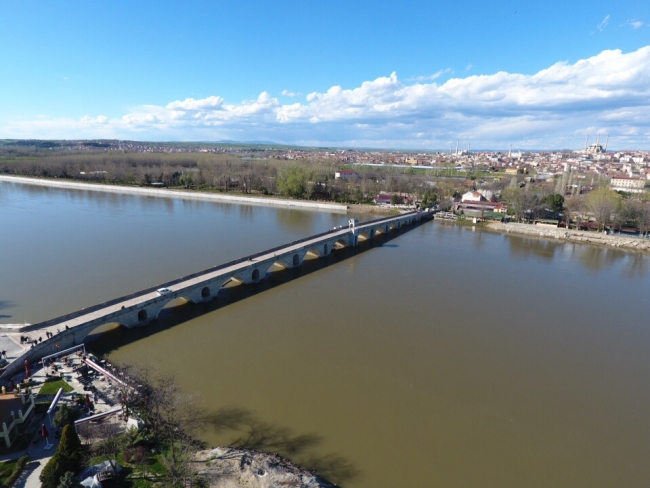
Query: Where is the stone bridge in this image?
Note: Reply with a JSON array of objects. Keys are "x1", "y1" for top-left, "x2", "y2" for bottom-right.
[{"x1": 1, "y1": 210, "x2": 432, "y2": 380}]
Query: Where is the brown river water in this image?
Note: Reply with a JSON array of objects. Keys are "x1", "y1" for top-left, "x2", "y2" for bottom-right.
[{"x1": 2, "y1": 180, "x2": 650, "y2": 487}]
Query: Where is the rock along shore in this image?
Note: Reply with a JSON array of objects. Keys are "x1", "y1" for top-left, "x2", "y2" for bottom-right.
[
  {"x1": 0, "y1": 175, "x2": 348, "y2": 213},
  {"x1": 487, "y1": 222, "x2": 650, "y2": 254},
  {"x1": 195, "y1": 448, "x2": 336, "y2": 488}
]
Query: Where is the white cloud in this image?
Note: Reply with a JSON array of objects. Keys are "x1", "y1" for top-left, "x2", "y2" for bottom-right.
[
  {"x1": 281, "y1": 89, "x2": 302, "y2": 97},
  {"x1": 4, "y1": 46, "x2": 650, "y2": 149},
  {"x1": 627, "y1": 19, "x2": 645, "y2": 29},
  {"x1": 597, "y1": 14, "x2": 610, "y2": 32},
  {"x1": 166, "y1": 96, "x2": 224, "y2": 111},
  {"x1": 465, "y1": 64, "x2": 473, "y2": 71},
  {"x1": 407, "y1": 68, "x2": 453, "y2": 82}
]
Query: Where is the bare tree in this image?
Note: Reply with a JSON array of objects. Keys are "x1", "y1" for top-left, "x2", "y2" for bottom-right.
[
  {"x1": 564, "y1": 195, "x2": 584, "y2": 229},
  {"x1": 92, "y1": 422, "x2": 124, "y2": 475},
  {"x1": 585, "y1": 188, "x2": 620, "y2": 232}
]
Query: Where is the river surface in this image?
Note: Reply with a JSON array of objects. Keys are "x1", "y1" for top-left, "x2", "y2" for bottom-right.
[{"x1": 2, "y1": 180, "x2": 650, "y2": 488}]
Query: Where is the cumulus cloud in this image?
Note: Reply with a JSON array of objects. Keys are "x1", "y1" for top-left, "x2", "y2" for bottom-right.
[
  {"x1": 167, "y1": 96, "x2": 224, "y2": 111},
  {"x1": 4, "y1": 46, "x2": 650, "y2": 149},
  {"x1": 281, "y1": 89, "x2": 302, "y2": 97}
]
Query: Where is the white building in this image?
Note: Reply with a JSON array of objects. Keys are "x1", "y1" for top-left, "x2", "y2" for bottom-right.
[{"x1": 610, "y1": 176, "x2": 646, "y2": 193}]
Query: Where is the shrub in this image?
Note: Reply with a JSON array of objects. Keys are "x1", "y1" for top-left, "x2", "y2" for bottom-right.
[
  {"x1": 41, "y1": 425, "x2": 84, "y2": 487},
  {"x1": 123, "y1": 445, "x2": 148, "y2": 464},
  {"x1": 2, "y1": 455, "x2": 28, "y2": 487},
  {"x1": 58, "y1": 424, "x2": 83, "y2": 468},
  {"x1": 53, "y1": 404, "x2": 80, "y2": 428},
  {"x1": 40, "y1": 453, "x2": 67, "y2": 488},
  {"x1": 57, "y1": 471, "x2": 83, "y2": 488}
]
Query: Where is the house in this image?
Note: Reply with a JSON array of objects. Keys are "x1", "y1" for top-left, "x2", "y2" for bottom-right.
[
  {"x1": 461, "y1": 191, "x2": 486, "y2": 202},
  {"x1": 374, "y1": 194, "x2": 393, "y2": 206},
  {"x1": 454, "y1": 200, "x2": 508, "y2": 217},
  {"x1": 335, "y1": 170, "x2": 360, "y2": 181}
]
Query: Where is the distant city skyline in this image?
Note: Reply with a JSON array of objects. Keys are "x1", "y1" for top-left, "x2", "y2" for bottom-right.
[{"x1": 1, "y1": 0, "x2": 649, "y2": 149}]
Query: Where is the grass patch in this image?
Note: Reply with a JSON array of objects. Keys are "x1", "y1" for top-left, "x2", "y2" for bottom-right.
[
  {"x1": 89, "y1": 451, "x2": 166, "y2": 487},
  {"x1": 0, "y1": 455, "x2": 29, "y2": 487},
  {"x1": 38, "y1": 378, "x2": 73, "y2": 396},
  {"x1": 455, "y1": 218, "x2": 488, "y2": 228}
]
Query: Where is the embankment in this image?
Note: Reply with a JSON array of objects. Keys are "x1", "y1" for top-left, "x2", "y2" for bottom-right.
[
  {"x1": 487, "y1": 222, "x2": 650, "y2": 253},
  {"x1": 0, "y1": 175, "x2": 348, "y2": 213}
]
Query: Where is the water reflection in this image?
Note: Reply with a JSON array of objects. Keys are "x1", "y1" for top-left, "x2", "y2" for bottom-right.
[
  {"x1": 621, "y1": 253, "x2": 650, "y2": 278},
  {"x1": 575, "y1": 245, "x2": 624, "y2": 272},
  {"x1": 0, "y1": 299, "x2": 14, "y2": 320},
  {"x1": 508, "y1": 236, "x2": 558, "y2": 260},
  {"x1": 275, "y1": 208, "x2": 315, "y2": 233},
  {"x1": 202, "y1": 407, "x2": 360, "y2": 485},
  {"x1": 238, "y1": 204, "x2": 254, "y2": 222},
  {"x1": 502, "y1": 233, "x2": 650, "y2": 276}
]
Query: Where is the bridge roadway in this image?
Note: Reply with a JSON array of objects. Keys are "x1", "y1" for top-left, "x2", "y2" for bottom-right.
[{"x1": 1, "y1": 209, "x2": 432, "y2": 380}]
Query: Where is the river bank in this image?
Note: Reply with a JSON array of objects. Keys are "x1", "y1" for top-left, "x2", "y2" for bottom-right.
[
  {"x1": 195, "y1": 448, "x2": 334, "y2": 487},
  {"x1": 487, "y1": 221, "x2": 650, "y2": 253},
  {"x1": 0, "y1": 175, "x2": 349, "y2": 213}
]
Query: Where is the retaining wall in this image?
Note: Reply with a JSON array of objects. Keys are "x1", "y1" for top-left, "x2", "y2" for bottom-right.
[{"x1": 488, "y1": 222, "x2": 650, "y2": 253}]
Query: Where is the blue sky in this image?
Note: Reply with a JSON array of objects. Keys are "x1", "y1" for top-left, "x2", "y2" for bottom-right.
[{"x1": 1, "y1": 0, "x2": 649, "y2": 149}]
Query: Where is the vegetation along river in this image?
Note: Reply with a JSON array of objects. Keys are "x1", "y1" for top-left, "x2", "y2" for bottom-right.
[{"x1": 2, "y1": 179, "x2": 650, "y2": 488}]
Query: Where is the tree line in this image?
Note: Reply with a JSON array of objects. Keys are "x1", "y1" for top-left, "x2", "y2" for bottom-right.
[
  {"x1": 499, "y1": 175, "x2": 650, "y2": 235},
  {"x1": 0, "y1": 147, "x2": 451, "y2": 204}
]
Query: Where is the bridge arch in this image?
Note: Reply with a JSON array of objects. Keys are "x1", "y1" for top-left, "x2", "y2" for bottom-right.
[
  {"x1": 293, "y1": 254, "x2": 301, "y2": 267},
  {"x1": 334, "y1": 237, "x2": 349, "y2": 249},
  {"x1": 358, "y1": 230, "x2": 374, "y2": 241},
  {"x1": 305, "y1": 246, "x2": 323, "y2": 258},
  {"x1": 202, "y1": 286, "x2": 211, "y2": 298},
  {"x1": 138, "y1": 310, "x2": 148, "y2": 322},
  {"x1": 83, "y1": 321, "x2": 130, "y2": 343},
  {"x1": 252, "y1": 268, "x2": 260, "y2": 281}
]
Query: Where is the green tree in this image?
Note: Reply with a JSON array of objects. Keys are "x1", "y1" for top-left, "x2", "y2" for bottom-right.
[
  {"x1": 391, "y1": 194, "x2": 404, "y2": 205},
  {"x1": 58, "y1": 424, "x2": 83, "y2": 461},
  {"x1": 276, "y1": 166, "x2": 309, "y2": 198},
  {"x1": 53, "y1": 404, "x2": 80, "y2": 428},
  {"x1": 542, "y1": 193, "x2": 565, "y2": 214},
  {"x1": 179, "y1": 173, "x2": 194, "y2": 189},
  {"x1": 420, "y1": 190, "x2": 438, "y2": 208},
  {"x1": 57, "y1": 471, "x2": 83, "y2": 488}
]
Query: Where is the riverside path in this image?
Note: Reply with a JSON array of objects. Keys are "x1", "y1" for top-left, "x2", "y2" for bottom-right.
[{"x1": 1, "y1": 209, "x2": 433, "y2": 379}]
